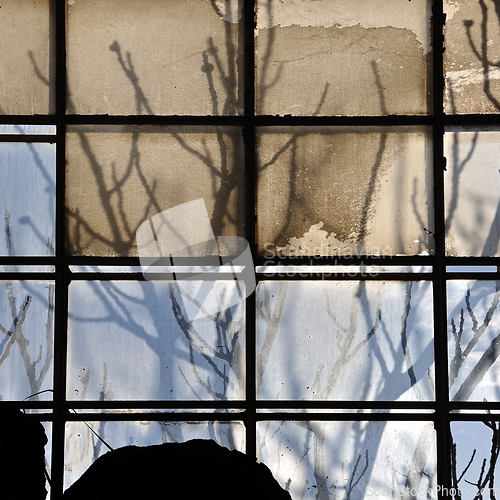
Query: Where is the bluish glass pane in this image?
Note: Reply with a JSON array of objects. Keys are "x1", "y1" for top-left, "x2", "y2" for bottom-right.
[{"x1": 0, "y1": 143, "x2": 56, "y2": 256}]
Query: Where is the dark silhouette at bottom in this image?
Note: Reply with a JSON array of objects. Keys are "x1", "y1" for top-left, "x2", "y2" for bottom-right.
[{"x1": 63, "y1": 439, "x2": 292, "y2": 500}]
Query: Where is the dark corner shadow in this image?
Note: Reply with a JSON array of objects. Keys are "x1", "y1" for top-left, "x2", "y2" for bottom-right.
[{"x1": 62, "y1": 439, "x2": 292, "y2": 500}]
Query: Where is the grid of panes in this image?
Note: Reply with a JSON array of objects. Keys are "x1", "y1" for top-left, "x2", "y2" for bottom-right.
[{"x1": 2, "y1": 1, "x2": 500, "y2": 499}]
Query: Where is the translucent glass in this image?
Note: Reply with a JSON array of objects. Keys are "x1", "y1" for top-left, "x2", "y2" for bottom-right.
[
  {"x1": 256, "y1": 280, "x2": 434, "y2": 401},
  {"x1": 0, "y1": 125, "x2": 56, "y2": 135},
  {"x1": 444, "y1": 0, "x2": 500, "y2": 114},
  {"x1": 0, "y1": 265, "x2": 55, "y2": 273},
  {"x1": 451, "y1": 421, "x2": 500, "y2": 500},
  {"x1": 257, "y1": 420, "x2": 437, "y2": 500},
  {"x1": 66, "y1": 0, "x2": 242, "y2": 115},
  {"x1": 257, "y1": 127, "x2": 434, "y2": 257},
  {"x1": 0, "y1": 281, "x2": 55, "y2": 400},
  {"x1": 256, "y1": 265, "x2": 433, "y2": 274},
  {"x1": 67, "y1": 281, "x2": 245, "y2": 401},
  {"x1": 445, "y1": 129, "x2": 500, "y2": 256},
  {"x1": 66, "y1": 126, "x2": 244, "y2": 257},
  {"x1": 448, "y1": 280, "x2": 500, "y2": 402},
  {"x1": 0, "y1": 0, "x2": 54, "y2": 114},
  {"x1": 255, "y1": 0, "x2": 432, "y2": 116},
  {"x1": 65, "y1": 420, "x2": 245, "y2": 490},
  {"x1": 0, "y1": 143, "x2": 56, "y2": 256}
]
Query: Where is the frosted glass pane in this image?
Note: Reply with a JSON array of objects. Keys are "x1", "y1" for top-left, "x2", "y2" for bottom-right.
[
  {"x1": 65, "y1": 420, "x2": 244, "y2": 490},
  {"x1": 444, "y1": 0, "x2": 500, "y2": 114},
  {"x1": 448, "y1": 280, "x2": 500, "y2": 402},
  {"x1": 258, "y1": 420, "x2": 436, "y2": 500},
  {"x1": 451, "y1": 422, "x2": 500, "y2": 500},
  {"x1": 66, "y1": 126, "x2": 243, "y2": 256},
  {"x1": 255, "y1": 0, "x2": 432, "y2": 116},
  {"x1": 0, "y1": 281, "x2": 54, "y2": 400},
  {"x1": 445, "y1": 129, "x2": 500, "y2": 256},
  {"x1": 257, "y1": 127, "x2": 433, "y2": 257},
  {"x1": 0, "y1": 143, "x2": 56, "y2": 256},
  {"x1": 257, "y1": 281, "x2": 434, "y2": 401},
  {"x1": 66, "y1": 0, "x2": 242, "y2": 115},
  {"x1": 67, "y1": 281, "x2": 245, "y2": 401},
  {"x1": 0, "y1": 0, "x2": 53, "y2": 114}
]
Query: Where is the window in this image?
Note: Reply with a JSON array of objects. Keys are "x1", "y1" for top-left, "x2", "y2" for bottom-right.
[{"x1": 1, "y1": 1, "x2": 500, "y2": 499}]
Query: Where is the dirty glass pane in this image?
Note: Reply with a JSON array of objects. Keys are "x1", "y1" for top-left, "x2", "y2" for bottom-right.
[
  {"x1": 67, "y1": 281, "x2": 245, "y2": 401},
  {"x1": 257, "y1": 127, "x2": 433, "y2": 257},
  {"x1": 255, "y1": 0, "x2": 432, "y2": 116},
  {"x1": 257, "y1": 420, "x2": 437, "y2": 500},
  {"x1": 0, "y1": 0, "x2": 53, "y2": 115},
  {"x1": 66, "y1": 0, "x2": 242, "y2": 116},
  {"x1": 444, "y1": 0, "x2": 500, "y2": 114},
  {"x1": 0, "y1": 281, "x2": 55, "y2": 401},
  {"x1": 448, "y1": 280, "x2": 500, "y2": 402},
  {"x1": 451, "y1": 422, "x2": 500, "y2": 500},
  {"x1": 444, "y1": 129, "x2": 500, "y2": 256},
  {"x1": 257, "y1": 281, "x2": 434, "y2": 401},
  {"x1": 0, "y1": 143, "x2": 56, "y2": 256},
  {"x1": 65, "y1": 420, "x2": 245, "y2": 490},
  {"x1": 65, "y1": 126, "x2": 243, "y2": 256}
]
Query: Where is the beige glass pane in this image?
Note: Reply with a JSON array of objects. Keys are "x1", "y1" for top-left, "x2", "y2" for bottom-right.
[
  {"x1": 0, "y1": 0, "x2": 54, "y2": 114},
  {"x1": 66, "y1": 0, "x2": 242, "y2": 115},
  {"x1": 444, "y1": 128, "x2": 500, "y2": 256},
  {"x1": 255, "y1": 0, "x2": 432, "y2": 116},
  {"x1": 444, "y1": 0, "x2": 500, "y2": 114},
  {"x1": 66, "y1": 126, "x2": 244, "y2": 256},
  {"x1": 257, "y1": 127, "x2": 433, "y2": 257}
]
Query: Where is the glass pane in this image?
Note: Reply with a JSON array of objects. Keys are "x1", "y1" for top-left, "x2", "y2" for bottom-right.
[
  {"x1": 66, "y1": 0, "x2": 242, "y2": 115},
  {"x1": 257, "y1": 127, "x2": 433, "y2": 257},
  {"x1": 448, "y1": 280, "x2": 500, "y2": 402},
  {"x1": 257, "y1": 280, "x2": 434, "y2": 401},
  {"x1": 67, "y1": 281, "x2": 245, "y2": 401},
  {"x1": 0, "y1": 281, "x2": 55, "y2": 400},
  {"x1": 0, "y1": 0, "x2": 54, "y2": 114},
  {"x1": 0, "y1": 143, "x2": 56, "y2": 256},
  {"x1": 257, "y1": 420, "x2": 437, "y2": 500},
  {"x1": 65, "y1": 420, "x2": 245, "y2": 490},
  {"x1": 255, "y1": 0, "x2": 432, "y2": 116},
  {"x1": 66, "y1": 126, "x2": 243, "y2": 257},
  {"x1": 444, "y1": 129, "x2": 500, "y2": 257},
  {"x1": 0, "y1": 125, "x2": 56, "y2": 135},
  {"x1": 451, "y1": 422, "x2": 500, "y2": 500},
  {"x1": 444, "y1": 0, "x2": 500, "y2": 114}
]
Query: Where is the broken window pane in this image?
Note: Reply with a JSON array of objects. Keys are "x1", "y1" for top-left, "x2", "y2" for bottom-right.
[
  {"x1": 444, "y1": 0, "x2": 500, "y2": 114},
  {"x1": 0, "y1": 143, "x2": 56, "y2": 256},
  {"x1": 257, "y1": 280, "x2": 434, "y2": 401},
  {"x1": 65, "y1": 126, "x2": 244, "y2": 256},
  {"x1": 448, "y1": 280, "x2": 500, "y2": 402},
  {"x1": 444, "y1": 128, "x2": 500, "y2": 257},
  {"x1": 451, "y1": 421, "x2": 500, "y2": 500},
  {"x1": 0, "y1": 0, "x2": 54, "y2": 114},
  {"x1": 0, "y1": 281, "x2": 55, "y2": 401},
  {"x1": 255, "y1": 0, "x2": 432, "y2": 116},
  {"x1": 257, "y1": 127, "x2": 433, "y2": 257},
  {"x1": 257, "y1": 420, "x2": 437, "y2": 500},
  {"x1": 66, "y1": 0, "x2": 242, "y2": 115},
  {"x1": 67, "y1": 280, "x2": 245, "y2": 401}
]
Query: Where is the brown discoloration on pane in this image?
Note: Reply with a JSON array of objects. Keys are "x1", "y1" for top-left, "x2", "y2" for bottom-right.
[
  {"x1": 65, "y1": 126, "x2": 244, "y2": 257},
  {"x1": 256, "y1": 23, "x2": 431, "y2": 116},
  {"x1": 0, "y1": 0, "x2": 53, "y2": 114},
  {"x1": 257, "y1": 127, "x2": 434, "y2": 257},
  {"x1": 66, "y1": 0, "x2": 242, "y2": 115},
  {"x1": 444, "y1": 0, "x2": 500, "y2": 114}
]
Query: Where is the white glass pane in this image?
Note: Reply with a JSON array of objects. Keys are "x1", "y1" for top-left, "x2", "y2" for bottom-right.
[
  {"x1": 448, "y1": 280, "x2": 500, "y2": 402},
  {"x1": 0, "y1": 125, "x2": 56, "y2": 135},
  {"x1": 258, "y1": 420, "x2": 437, "y2": 500},
  {"x1": 257, "y1": 280, "x2": 434, "y2": 401},
  {"x1": 65, "y1": 420, "x2": 245, "y2": 490},
  {"x1": 0, "y1": 143, "x2": 56, "y2": 256},
  {"x1": 0, "y1": 281, "x2": 54, "y2": 400},
  {"x1": 445, "y1": 129, "x2": 500, "y2": 257},
  {"x1": 67, "y1": 281, "x2": 245, "y2": 401}
]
